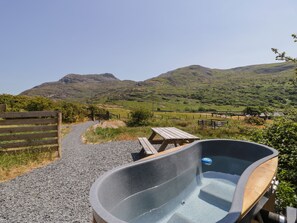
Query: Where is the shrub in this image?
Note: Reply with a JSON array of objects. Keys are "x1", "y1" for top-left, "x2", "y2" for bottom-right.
[
  {"x1": 244, "y1": 116, "x2": 265, "y2": 125},
  {"x1": 26, "y1": 96, "x2": 54, "y2": 111},
  {"x1": 251, "y1": 116, "x2": 297, "y2": 213},
  {"x1": 127, "y1": 109, "x2": 153, "y2": 127},
  {"x1": 88, "y1": 104, "x2": 109, "y2": 120},
  {"x1": 243, "y1": 106, "x2": 261, "y2": 115}
]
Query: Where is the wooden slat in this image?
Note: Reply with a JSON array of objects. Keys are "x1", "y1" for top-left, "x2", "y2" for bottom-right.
[
  {"x1": 161, "y1": 128, "x2": 180, "y2": 139},
  {"x1": 151, "y1": 127, "x2": 199, "y2": 140},
  {"x1": 240, "y1": 157, "x2": 278, "y2": 218},
  {"x1": 0, "y1": 145, "x2": 59, "y2": 154},
  {"x1": 152, "y1": 128, "x2": 173, "y2": 139},
  {"x1": 168, "y1": 127, "x2": 199, "y2": 139},
  {"x1": 0, "y1": 111, "x2": 58, "y2": 118},
  {"x1": 139, "y1": 138, "x2": 151, "y2": 155},
  {"x1": 0, "y1": 111, "x2": 61, "y2": 156},
  {"x1": 138, "y1": 137, "x2": 157, "y2": 155},
  {"x1": 139, "y1": 137, "x2": 152, "y2": 154},
  {"x1": 155, "y1": 127, "x2": 194, "y2": 139},
  {"x1": 0, "y1": 139, "x2": 58, "y2": 149},
  {"x1": 162, "y1": 128, "x2": 180, "y2": 138},
  {"x1": 0, "y1": 132, "x2": 58, "y2": 141},
  {"x1": 0, "y1": 125, "x2": 57, "y2": 134},
  {"x1": 143, "y1": 145, "x2": 186, "y2": 160},
  {"x1": 0, "y1": 118, "x2": 58, "y2": 126}
]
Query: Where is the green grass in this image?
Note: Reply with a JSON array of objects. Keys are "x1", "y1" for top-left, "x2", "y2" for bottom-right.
[{"x1": 110, "y1": 99, "x2": 246, "y2": 113}]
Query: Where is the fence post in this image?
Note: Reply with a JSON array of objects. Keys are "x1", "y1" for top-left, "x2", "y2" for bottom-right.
[{"x1": 57, "y1": 112, "x2": 62, "y2": 158}]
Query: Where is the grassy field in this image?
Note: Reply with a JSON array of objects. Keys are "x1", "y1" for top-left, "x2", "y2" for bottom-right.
[
  {"x1": 84, "y1": 108, "x2": 259, "y2": 144},
  {"x1": 109, "y1": 99, "x2": 245, "y2": 113}
]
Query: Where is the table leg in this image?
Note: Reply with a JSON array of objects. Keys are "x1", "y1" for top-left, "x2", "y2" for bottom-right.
[
  {"x1": 148, "y1": 132, "x2": 156, "y2": 141},
  {"x1": 158, "y1": 141, "x2": 169, "y2": 152}
]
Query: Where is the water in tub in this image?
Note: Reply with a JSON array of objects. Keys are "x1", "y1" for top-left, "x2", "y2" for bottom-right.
[{"x1": 112, "y1": 156, "x2": 251, "y2": 223}]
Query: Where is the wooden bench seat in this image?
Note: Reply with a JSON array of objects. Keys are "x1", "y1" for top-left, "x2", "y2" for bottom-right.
[{"x1": 138, "y1": 137, "x2": 158, "y2": 156}]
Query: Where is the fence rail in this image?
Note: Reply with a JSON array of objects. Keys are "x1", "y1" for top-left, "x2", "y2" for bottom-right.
[{"x1": 0, "y1": 111, "x2": 62, "y2": 156}]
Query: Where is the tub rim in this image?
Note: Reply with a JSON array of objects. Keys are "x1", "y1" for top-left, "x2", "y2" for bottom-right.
[{"x1": 90, "y1": 139, "x2": 278, "y2": 223}]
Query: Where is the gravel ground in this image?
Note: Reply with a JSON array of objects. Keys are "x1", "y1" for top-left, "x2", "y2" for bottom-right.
[{"x1": 0, "y1": 121, "x2": 141, "y2": 223}]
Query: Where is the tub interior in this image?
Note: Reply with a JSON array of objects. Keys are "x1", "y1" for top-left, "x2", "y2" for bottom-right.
[{"x1": 108, "y1": 156, "x2": 251, "y2": 223}]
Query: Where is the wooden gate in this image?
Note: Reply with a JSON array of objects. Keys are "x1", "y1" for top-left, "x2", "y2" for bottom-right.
[{"x1": 0, "y1": 111, "x2": 62, "y2": 157}]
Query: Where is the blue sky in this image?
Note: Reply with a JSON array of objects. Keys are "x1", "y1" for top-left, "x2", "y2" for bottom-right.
[{"x1": 0, "y1": 0, "x2": 296, "y2": 95}]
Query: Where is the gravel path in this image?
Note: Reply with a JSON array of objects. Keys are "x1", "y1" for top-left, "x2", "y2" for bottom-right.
[{"x1": 0, "y1": 121, "x2": 141, "y2": 223}]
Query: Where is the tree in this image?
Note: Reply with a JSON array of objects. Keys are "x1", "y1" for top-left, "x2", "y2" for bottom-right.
[
  {"x1": 243, "y1": 106, "x2": 270, "y2": 116},
  {"x1": 272, "y1": 33, "x2": 297, "y2": 84},
  {"x1": 87, "y1": 104, "x2": 110, "y2": 121},
  {"x1": 272, "y1": 34, "x2": 297, "y2": 63},
  {"x1": 127, "y1": 108, "x2": 153, "y2": 127}
]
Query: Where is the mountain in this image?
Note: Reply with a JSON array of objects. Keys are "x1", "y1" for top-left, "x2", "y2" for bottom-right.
[
  {"x1": 21, "y1": 73, "x2": 135, "y2": 101},
  {"x1": 21, "y1": 62, "x2": 297, "y2": 108}
]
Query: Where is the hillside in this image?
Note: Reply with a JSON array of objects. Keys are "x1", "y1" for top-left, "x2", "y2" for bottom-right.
[
  {"x1": 21, "y1": 62, "x2": 297, "y2": 108},
  {"x1": 21, "y1": 73, "x2": 136, "y2": 101}
]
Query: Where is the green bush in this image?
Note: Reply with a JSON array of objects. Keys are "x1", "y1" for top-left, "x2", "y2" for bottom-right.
[
  {"x1": 251, "y1": 116, "x2": 297, "y2": 213},
  {"x1": 127, "y1": 109, "x2": 153, "y2": 127},
  {"x1": 276, "y1": 181, "x2": 297, "y2": 212},
  {"x1": 0, "y1": 94, "x2": 29, "y2": 112},
  {"x1": 56, "y1": 101, "x2": 87, "y2": 123},
  {"x1": 26, "y1": 96, "x2": 54, "y2": 111},
  {"x1": 0, "y1": 94, "x2": 95, "y2": 123}
]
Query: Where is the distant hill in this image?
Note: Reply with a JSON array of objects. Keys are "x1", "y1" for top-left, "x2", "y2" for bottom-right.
[
  {"x1": 21, "y1": 62, "x2": 297, "y2": 108},
  {"x1": 21, "y1": 73, "x2": 136, "y2": 101}
]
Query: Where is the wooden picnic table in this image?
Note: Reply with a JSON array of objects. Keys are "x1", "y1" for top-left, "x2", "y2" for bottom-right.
[{"x1": 148, "y1": 127, "x2": 200, "y2": 152}]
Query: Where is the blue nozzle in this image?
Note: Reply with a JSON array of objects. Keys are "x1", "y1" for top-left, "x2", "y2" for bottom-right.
[{"x1": 201, "y1": 157, "x2": 212, "y2": 165}]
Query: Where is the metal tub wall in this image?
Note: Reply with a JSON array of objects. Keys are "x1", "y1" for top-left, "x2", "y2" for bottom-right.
[{"x1": 90, "y1": 139, "x2": 278, "y2": 223}]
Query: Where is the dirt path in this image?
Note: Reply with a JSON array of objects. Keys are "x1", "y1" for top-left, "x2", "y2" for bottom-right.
[{"x1": 0, "y1": 121, "x2": 140, "y2": 223}]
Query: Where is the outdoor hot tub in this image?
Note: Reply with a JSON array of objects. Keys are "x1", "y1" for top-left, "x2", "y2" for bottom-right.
[{"x1": 90, "y1": 139, "x2": 278, "y2": 223}]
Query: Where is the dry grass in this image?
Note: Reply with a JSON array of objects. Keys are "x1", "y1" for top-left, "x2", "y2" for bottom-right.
[
  {"x1": 83, "y1": 122, "x2": 151, "y2": 144},
  {"x1": 0, "y1": 155, "x2": 57, "y2": 182},
  {"x1": 0, "y1": 151, "x2": 58, "y2": 182},
  {"x1": 62, "y1": 124, "x2": 72, "y2": 137},
  {"x1": 94, "y1": 120, "x2": 126, "y2": 129}
]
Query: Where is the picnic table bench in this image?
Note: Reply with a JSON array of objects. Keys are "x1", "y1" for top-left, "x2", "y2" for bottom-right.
[
  {"x1": 138, "y1": 137, "x2": 158, "y2": 156},
  {"x1": 138, "y1": 127, "x2": 200, "y2": 156}
]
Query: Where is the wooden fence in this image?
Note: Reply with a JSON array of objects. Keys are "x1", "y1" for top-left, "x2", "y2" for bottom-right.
[
  {"x1": 198, "y1": 119, "x2": 229, "y2": 129},
  {"x1": 0, "y1": 111, "x2": 62, "y2": 157},
  {"x1": 0, "y1": 104, "x2": 6, "y2": 112}
]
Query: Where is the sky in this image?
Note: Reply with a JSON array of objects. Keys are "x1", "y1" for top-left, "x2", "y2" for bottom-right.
[{"x1": 0, "y1": 0, "x2": 297, "y2": 95}]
